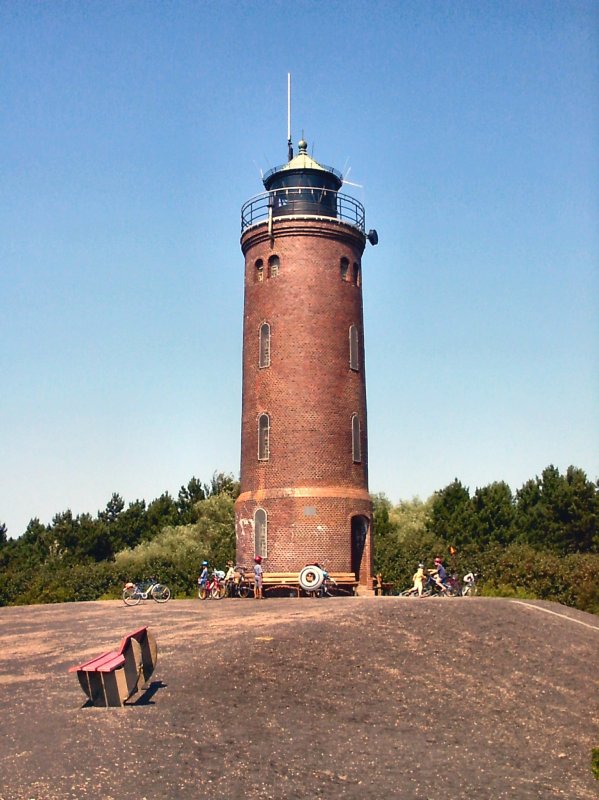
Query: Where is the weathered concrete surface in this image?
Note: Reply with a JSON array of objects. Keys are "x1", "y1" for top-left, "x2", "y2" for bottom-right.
[{"x1": 0, "y1": 597, "x2": 597, "y2": 799}]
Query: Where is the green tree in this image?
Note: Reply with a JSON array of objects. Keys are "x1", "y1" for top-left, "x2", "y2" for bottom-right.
[
  {"x1": 77, "y1": 513, "x2": 113, "y2": 562},
  {"x1": 197, "y1": 493, "x2": 236, "y2": 567},
  {"x1": 471, "y1": 481, "x2": 516, "y2": 547},
  {"x1": 49, "y1": 510, "x2": 78, "y2": 558},
  {"x1": 111, "y1": 500, "x2": 149, "y2": 552},
  {"x1": 21, "y1": 517, "x2": 47, "y2": 547},
  {"x1": 0, "y1": 522, "x2": 7, "y2": 547},
  {"x1": 515, "y1": 465, "x2": 598, "y2": 554},
  {"x1": 203, "y1": 471, "x2": 240, "y2": 499},
  {"x1": 427, "y1": 479, "x2": 476, "y2": 550},
  {"x1": 373, "y1": 494, "x2": 441, "y2": 588},
  {"x1": 177, "y1": 477, "x2": 206, "y2": 523},
  {"x1": 99, "y1": 493, "x2": 125, "y2": 525},
  {"x1": 145, "y1": 493, "x2": 179, "y2": 537}
]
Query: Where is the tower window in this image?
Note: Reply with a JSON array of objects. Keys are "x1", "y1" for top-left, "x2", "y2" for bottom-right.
[
  {"x1": 259, "y1": 323, "x2": 271, "y2": 368},
  {"x1": 349, "y1": 325, "x2": 359, "y2": 371},
  {"x1": 352, "y1": 414, "x2": 361, "y2": 463},
  {"x1": 258, "y1": 413, "x2": 270, "y2": 461},
  {"x1": 255, "y1": 259, "x2": 264, "y2": 283},
  {"x1": 268, "y1": 255, "x2": 280, "y2": 278},
  {"x1": 340, "y1": 257, "x2": 349, "y2": 281},
  {"x1": 353, "y1": 262, "x2": 361, "y2": 286},
  {"x1": 254, "y1": 508, "x2": 267, "y2": 558}
]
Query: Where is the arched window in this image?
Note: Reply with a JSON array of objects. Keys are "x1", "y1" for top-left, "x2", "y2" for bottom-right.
[
  {"x1": 349, "y1": 324, "x2": 359, "y2": 371},
  {"x1": 255, "y1": 259, "x2": 264, "y2": 283},
  {"x1": 259, "y1": 322, "x2": 271, "y2": 368},
  {"x1": 268, "y1": 255, "x2": 280, "y2": 278},
  {"x1": 254, "y1": 508, "x2": 267, "y2": 558},
  {"x1": 352, "y1": 262, "x2": 361, "y2": 286},
  {"x1": 340, "y1": 257, "x2": 349, "y2": 281},
  {"x1": 352, "y1": 414, "x2": 361, "y2": 463},
  {"x1": 258, "y1": 413, "x2": 270, "y2": 461}
]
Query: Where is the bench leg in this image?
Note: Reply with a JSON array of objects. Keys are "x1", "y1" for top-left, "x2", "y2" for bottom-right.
[
  {"x1": 77, "y1": 671, "x2": 106, "y2": 706},
  {"x1": 100, "y1": 669, "x2": 129, "y2": 707}
]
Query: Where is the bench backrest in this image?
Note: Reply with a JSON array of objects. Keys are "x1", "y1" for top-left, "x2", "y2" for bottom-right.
[{"x1": 118, "y1": 626, "x2": 157, "y2": 683}]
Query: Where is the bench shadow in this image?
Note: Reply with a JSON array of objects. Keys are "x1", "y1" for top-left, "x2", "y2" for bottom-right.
[
  {"x1": 130, "y1": 679, "x2": 167, "y2": 706},
  {"x1": 78, "y1": 680, "x2": 166, "y2": 708}
]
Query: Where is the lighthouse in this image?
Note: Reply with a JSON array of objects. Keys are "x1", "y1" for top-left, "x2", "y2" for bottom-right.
[{"x1": 234, "y1": 134, "x2": 378, "y2": 588}]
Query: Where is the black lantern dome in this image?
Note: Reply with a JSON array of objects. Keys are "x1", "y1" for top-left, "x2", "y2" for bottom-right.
[{"x1": 262, "y1": 138, "x2": 343, "y2": 219}]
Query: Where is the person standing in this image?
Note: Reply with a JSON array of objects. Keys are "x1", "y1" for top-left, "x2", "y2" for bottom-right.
[
  {"x1": 198, "y1": 561, "x2": 209, "y2": 598},
  {"x1": 253, "y1": 555, "x2": 263, "y2": 599},
  {"x1": 224, "y1": 560, "x2": 236, "y2": 597},
  {"x1": 412, "y1": 563, "x2": 426, "y2": 596}
]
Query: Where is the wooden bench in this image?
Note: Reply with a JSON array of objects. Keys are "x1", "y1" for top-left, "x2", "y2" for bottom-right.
[
  {"x1": 262, "y1": 573, "x2": 303, "y2": 597},
  {"x1": 69, "y1": 626, "x2": 158, "y2": 707},
  {"x1": 373, "y1": 574, "x2": 395, "y2": 596},
  {"x1": 257, "y1": 571, "x2": 359, "y2": 596}
]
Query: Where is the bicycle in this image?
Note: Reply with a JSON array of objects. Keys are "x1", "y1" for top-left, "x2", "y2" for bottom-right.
[
  {"x1": 399, "y1": 586, "x2": 422, "y2": 597},
  {"x1": 425, "y1": 574, "x2": 461, "y2": 597},
  {"x1": 461, "y1": 572, "x2": 479, "y2": 596},
  {"x1": 400, "y1": 575, "x2": 460, "y2": 597},
  {"x1": 122, "y1": 578, "x2": 171, "y2": 606},
  {"x1": 316, "y1": 569, "x2": 338, "y2": 597},
  {"x1": 445, "y1": 574, "x2": 463, "y2": 596},
  {"x1": 199, "y1": 570, "x2": 226, "y2": 600},
  {"x1": 227, "y1": 566, "x2": 253, "y2": 598}
]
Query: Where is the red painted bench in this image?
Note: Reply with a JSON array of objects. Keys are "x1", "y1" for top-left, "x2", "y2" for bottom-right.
[{"x1": 69, "y1": 626, "x2": 158, "y2": 707}]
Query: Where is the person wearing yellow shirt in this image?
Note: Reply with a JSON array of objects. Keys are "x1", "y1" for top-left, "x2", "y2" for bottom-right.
[{"x1": 411, "y1": 563, "x2": 426, "y2": 597}]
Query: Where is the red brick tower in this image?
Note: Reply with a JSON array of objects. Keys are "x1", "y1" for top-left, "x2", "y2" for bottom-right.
[{"x1": 235, "y1": 138, "x2": 378, "y2": 587}]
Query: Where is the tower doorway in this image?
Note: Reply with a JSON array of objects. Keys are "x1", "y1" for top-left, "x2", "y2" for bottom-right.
[{"x1": 351, "y1": 515, "x2": 369, "y2": 582}]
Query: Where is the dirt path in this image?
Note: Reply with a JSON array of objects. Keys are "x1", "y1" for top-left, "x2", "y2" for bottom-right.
[{"x1": 0, "y1": 597, "x2": 597, "y2": 799}]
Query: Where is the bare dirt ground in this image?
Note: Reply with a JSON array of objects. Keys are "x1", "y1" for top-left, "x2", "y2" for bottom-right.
[{"x1": 0, "y1": 596, "x2": 597, "y2": 800}]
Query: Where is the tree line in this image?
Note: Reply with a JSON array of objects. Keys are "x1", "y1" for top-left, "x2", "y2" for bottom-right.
[
  {"x1": 0, "y1": 473, "x2": 239, "y2": 606},
  {"x1": 0, "y1": 464, "x2": 597, "y2": 612},
  {"x1": 374, "y1": 465, "x2": 598, "y2": 613}
]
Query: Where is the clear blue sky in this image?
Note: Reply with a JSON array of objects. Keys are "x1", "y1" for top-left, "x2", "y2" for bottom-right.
[{"x1": 1, "y1": 1, "x2": 597, "y2": 537}]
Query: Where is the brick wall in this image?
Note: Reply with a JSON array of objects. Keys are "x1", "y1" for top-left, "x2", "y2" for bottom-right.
[{"x1": 235, "y1": 217, "x2": 373, "y2": 584}]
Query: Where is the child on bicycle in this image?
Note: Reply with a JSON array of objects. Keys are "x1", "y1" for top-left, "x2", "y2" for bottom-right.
[{"x1": 429, "y1": 557, "x2": 448, "y2": 594}]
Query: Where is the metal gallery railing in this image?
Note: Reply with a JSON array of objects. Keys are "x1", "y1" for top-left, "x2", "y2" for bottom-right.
[{"x1": 241, "y1": 187, "x2": 365, "y2": 234}]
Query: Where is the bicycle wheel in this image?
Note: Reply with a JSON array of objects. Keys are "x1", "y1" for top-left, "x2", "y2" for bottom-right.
[
  {"x1": 198, "y1": 585, "x2": 208, "y2": 600},
  {"x1": 238, "y1": 583, "x2": 251, "y2": 598},
  {"x1": 151, "y1": 584, "x2": 171, "y2": 603},
  {"x1": 210, "y1": 584, "x2": 223, "y2": 599},
  {"x1": 123, "y1": 586, "x2": 141, "y2": 606}
]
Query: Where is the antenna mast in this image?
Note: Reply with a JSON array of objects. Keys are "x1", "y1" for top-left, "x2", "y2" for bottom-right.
[{"x1": 287, "y1": 72, "x2": 293, "y2": 161}]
